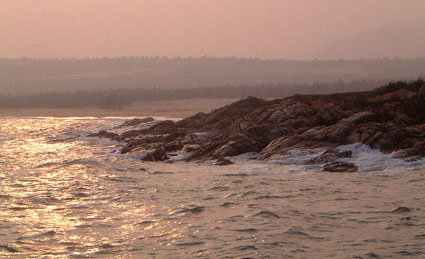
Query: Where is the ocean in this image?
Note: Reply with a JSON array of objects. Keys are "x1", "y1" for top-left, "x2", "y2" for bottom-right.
[{"x1": 1, "y1": 117, "x2": 424, "y2": 258}]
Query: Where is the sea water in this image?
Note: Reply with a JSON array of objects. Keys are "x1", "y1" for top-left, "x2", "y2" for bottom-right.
[{"x1": 1, "y1": 117, "x2": 424, "y2": 258}]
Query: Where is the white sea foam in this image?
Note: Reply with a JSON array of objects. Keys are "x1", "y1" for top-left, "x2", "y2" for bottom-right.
[
  {"x1": 254, "y1": 143, "x2": 425, "y2": 172},
  {"x1": 336, "y1": 143, "x2": 425, "y2": 172}
]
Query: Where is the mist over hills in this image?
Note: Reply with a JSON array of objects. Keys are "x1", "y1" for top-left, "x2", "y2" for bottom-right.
[
  {"x1": 0, "y1": 57, "x2": 424, "y2": 95},
  {"x1": 313, "y1": 21, "x2": 425, "y2": 59}
]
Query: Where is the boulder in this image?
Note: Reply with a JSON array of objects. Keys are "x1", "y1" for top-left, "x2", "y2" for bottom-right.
[
  {"x1": 120, "y1": 117, "x2": 154, "y2": 127},
  {"x1": 393, "y1": 141, "x2": 425, "y2": 159},
  {"x1": 88, "y1": 130, "x2": 119, "y2": 140},
  {"x1": 213, "y1": 134, "x2": 259, "y2": 157},
  {"x1": 142, "y1": 147, "x2": 167, "y2": 162},
  {"x1": 215, "y1": 157, "x2": 234, "y2": 166},
  {"x1": 308, "y1": 149, "x2": 353, "y2": 164},
  {"x1": 323, "y1": 162, "x2": 358, "y2": 172}
]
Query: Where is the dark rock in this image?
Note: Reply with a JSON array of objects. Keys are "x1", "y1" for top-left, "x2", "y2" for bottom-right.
[
  {"x1": 213, "y1": 134, "x2": 260, "y2": 157},
  {"x1": 308, "y1": 149, "x2": 353, "y2": 164},
  {"x1": 393, "y1": 141, "x2": 425, "y2": 159},
  {"x1": 88, "y1": 130, "x2": 119, "y2": 140},
  {"x1": 215, "y1": 157, "x2": 234, "y2": 166},
  {"x1": 91, "y1": 80, "x2": 425, "y2": 163},
  {"x1": 142, "y1": 147, "x2": 167, "y2": 161},
  {"x1": 120, "y1": 129, "x2": 142, "y2": 139},
  {"x1": 120, "y1": 117, "x2": 154, "y2": 127},
  {"x1": 323, "y1": 162, "x2": 358, "y2": 172}
]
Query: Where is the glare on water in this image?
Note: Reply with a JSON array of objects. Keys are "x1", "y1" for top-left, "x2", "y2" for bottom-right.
[{"x1": 1, "y1": 117, "x2": 424, "y2": 258}]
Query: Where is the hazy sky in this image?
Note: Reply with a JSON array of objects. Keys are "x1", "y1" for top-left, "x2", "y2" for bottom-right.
[{"x1": 1, "y1": 0, "x2": 425, "y2": 59}]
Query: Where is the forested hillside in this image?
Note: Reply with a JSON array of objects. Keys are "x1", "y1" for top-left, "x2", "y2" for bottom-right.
[
  {"x1": 0, "y1": 80, "x2": 385, "y2": 109},
  {"x1": 0, "y1": 57, "x2": 423, "y2": 94}
]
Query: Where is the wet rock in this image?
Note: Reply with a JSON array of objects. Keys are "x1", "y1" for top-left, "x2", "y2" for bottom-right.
[
  {"x1": 88, "y1": 130, "x2": 119, "y2": 140},
  {"x1": 213, "y1": 134, "x2": 260, "y2": 157},
  {"x1": 393, "y1": 141, "x2": 425, "y2": 159},
  {"x1": 215, "y1": 157, "x2": 234, "y2": 166},
  {"x1": 323, "y1": 162, "x2": 358, "y2": 172},
  {"x1": 142, "y1": 147, "x2": 167, "y2": 161},
  {"x1": 120, "y1": 117, "x2": 154, "y2": 126},
  {"x1": 308, "y1": 149, "x2": 353, "y2": 164},
  {"x1": 92, "y1": 80, "x2": 425, "y2": 162},
  {"x1": 119, "y1": 129, "x2": 142, "y2": 139}
]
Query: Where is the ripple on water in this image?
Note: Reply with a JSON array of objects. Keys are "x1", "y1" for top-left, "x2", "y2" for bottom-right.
[
  {"x1": 17, "y1": 230, "x2": 57, "y2": 241},
  {"x1": 175, "y1": 206, "x2": 205, "y2": 215},
  {"x1": 0, "y1": 245, "x2": 19, "y2": 253},
  {"x1": 174, "y1": 241, "x2": 204, "y2": 246},
  {"x1": 252, "y1": 210, "x2": 280, "y2": 219},
  {"x1": 222, "y1": 173, "x2": 249, "y2": 177},
  {"x1": 1, "y1": 118, "x2": 425, "y2": 258},
  {"x1": 234, "y1": 245, "x2": 258, "y2": 251},
  {"x1": 232, "y1": 228, "x2": 258, "y2": 233}
]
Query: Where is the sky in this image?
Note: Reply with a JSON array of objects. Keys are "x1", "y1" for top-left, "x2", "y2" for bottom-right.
[{"x1": 1, "y1": 0, "x2": 425, "y2": 59}]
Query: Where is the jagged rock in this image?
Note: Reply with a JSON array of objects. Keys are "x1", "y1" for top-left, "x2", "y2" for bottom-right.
[
  {"x1": 308, "y1": 149, "x2": 353, "y2": 164},
  {"x1": 393, "y1": 141, "x2": 425, "y2": 159},
  {"x1": 90, "y1": 80, "x2": 425, "y2": 163},
  {"x1": 120, "y1": 130, "x2": 142, "y2": 139},
  {"x1": 88, "y1": 130, "x2": 119, "y2": 140},
  {"x1": 182, "y1": 144, "x2": 201, "y2": 152},
  {"x1": 120, "y1": 117, "x2": 154, "y2": 126},
  {"x1": 142, "y1": 147, "x2": 167, "y2": 161},
  {"x1": 215, "y1": 157, "x2": 234, "y2": 166},
  {"x1": 323, "y1": 162, "x2": 358, "y2": 172}
]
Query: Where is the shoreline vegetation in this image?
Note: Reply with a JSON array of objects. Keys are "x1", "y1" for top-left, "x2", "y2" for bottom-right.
[
  {"x1": 90, "y1": 79, "x2": 425, "y2": 172},
  {"x1": 1, "y1": 80, "x2": 386, "y2": 110},
  {"x1": 2, "y1": 57, "x2": 424, "y2": 96},
  {"x1": 1, "y1": 57, "x2": 424, "y2": 110}
]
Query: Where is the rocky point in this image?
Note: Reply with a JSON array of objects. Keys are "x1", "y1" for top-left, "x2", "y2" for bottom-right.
[{"x1": 90, "y1": 80, "x2": 425, "y2": 171}]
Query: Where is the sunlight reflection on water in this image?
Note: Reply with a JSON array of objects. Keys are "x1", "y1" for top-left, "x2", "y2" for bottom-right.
[{"x1": 0, "y1": 117, "x2": 424, "y2": 258}]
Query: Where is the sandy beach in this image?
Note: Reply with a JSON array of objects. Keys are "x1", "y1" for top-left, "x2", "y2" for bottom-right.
[{"x1": 0, "y1": 98, "x2": 238, "y2": 118}]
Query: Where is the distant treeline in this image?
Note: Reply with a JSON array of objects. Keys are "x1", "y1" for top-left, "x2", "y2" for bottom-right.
[
  {"x1": 0, "y1": 57, "x2": 424, "y2": 94},
  {"x1": 0, "y1": 80, "x2": 386, "y2": 109}
]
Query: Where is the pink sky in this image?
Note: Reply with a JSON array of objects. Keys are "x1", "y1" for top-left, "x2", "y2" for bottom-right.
[{"x1": 1, "y1": 0, "x2": 424, "y2": 59}]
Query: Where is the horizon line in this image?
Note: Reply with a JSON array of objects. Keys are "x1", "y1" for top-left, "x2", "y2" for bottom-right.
[{"x1": 1, "y1": 55, "x2": 425, "y2": 62}]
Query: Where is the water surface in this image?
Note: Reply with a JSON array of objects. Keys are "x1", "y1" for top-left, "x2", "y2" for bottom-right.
[{"x1": 1, "y1": 117, "x2": 424, "y2": 258}]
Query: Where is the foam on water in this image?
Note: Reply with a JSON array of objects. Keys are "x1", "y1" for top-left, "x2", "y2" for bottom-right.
[
  {"x1": 1, "y1": 117, "x2": 424, "y2": 258},
  {"x1": 336, "y1": 143, "x2": 425, "y2": 172},
  {"x1": 260, "y1": 143, "x2": 425, "y2": 172}
]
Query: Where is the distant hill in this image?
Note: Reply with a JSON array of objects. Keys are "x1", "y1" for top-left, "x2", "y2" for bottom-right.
[
  {"x1": 0, "y1": 57, "x2": 424, "y2": 94},
  {"x1": 314, "y1": 21, "x2": 425, "y2": 59}
]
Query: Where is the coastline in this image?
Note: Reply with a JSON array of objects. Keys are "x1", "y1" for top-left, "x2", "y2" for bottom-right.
[
  {"x1": 0, "y1": 98, "x2": 238, "y2": 118},
  {"x1": 90, "y1": 80, "x2": 425, "y2": 171}
]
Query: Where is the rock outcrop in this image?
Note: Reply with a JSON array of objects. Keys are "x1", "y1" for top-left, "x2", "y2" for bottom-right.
[
  {"x1": 90, "y1": 80, "x2": 425, "y2": 169},
  {"x1": 323, "y1": 162, "x2": 358, "y2": 172}
]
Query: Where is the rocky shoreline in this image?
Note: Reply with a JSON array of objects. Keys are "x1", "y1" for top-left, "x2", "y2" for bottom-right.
[{"x1": 90, "y1": 80, "x2": 425, "y2": 172}]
